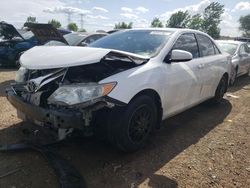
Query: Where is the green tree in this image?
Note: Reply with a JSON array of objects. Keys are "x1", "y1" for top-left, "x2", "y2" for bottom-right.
[
  {"x1": 151, "y1": 17, "x2": 163, "y2": 28},
  {"x1": 202, "y1": 2, "x2": 224, "y2": 39},
  {"x1": 166, "y1": 11, "x2": 190, "y2": 28},
  {"x1": 187, "y1": 14, "x2": 204, "y2": 30},
  {"x1": 114, "y1": 22, "x2": 133, "y2": 29},
  {"x1": 48, "y1": 19, "x2": 61, "y2": 29},
  {"x1": 67, "y1": 22, "x2": 78, "y2": 31},
  {"x1": 23, "y1": 16, "x2": 37, "y2": 27},
  {"x1": 239, "y1": 14, "x2": 250, "y2": 37}
]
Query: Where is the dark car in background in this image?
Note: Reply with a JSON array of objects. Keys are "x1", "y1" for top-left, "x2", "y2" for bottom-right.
[{"x1": 0, "y1": 22, "x2": 69, "y2": 67}]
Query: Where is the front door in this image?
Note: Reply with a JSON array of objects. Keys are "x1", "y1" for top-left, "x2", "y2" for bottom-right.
[{"x1": 162, "y1": 33, "x2": 202, "y2": 117}]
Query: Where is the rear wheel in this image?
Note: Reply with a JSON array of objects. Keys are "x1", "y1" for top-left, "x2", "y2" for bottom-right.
[
  {"x1": 211, "y1": 75, "x2": 228, "y2": 104},
  {"x1": 107, "y1": 95, "x2": 157, "y2": 152},
  {"x1": 230, "y1": 67, "x2": 237, "y2": 86}
]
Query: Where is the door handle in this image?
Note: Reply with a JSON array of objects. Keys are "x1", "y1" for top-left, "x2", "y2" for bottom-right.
[{"x1": 198, "y1": 64, "x2": 205, "y2": 69}]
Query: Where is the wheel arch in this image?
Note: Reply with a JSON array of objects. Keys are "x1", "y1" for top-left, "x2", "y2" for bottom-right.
[{"x1": 129, "y1": 89, "x2": 163, "y2": 129}]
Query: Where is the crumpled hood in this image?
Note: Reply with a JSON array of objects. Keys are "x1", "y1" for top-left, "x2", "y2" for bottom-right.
[{"x1": 20, "y1": 46, "x2": 149, "y2": 70}]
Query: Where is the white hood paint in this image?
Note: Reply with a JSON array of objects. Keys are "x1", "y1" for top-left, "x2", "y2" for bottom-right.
[{"x1": 20, "y1": 46, "x2": 148, "y2": 70}]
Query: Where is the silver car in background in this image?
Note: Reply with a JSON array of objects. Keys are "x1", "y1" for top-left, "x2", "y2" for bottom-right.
[
  {"x1": 45, "y1": 32, "x2": 107, "y2": 47},
  {"x1": 217, "y1": 40, "x2": 250, "y2": 85}
]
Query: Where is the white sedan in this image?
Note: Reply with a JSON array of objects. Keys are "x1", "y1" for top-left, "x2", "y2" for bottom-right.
[
  {"x1": 7, "y1": 28, "x2": 231, "y2": 152},
  {"x1": 216, "y1": 40, "x2": 250, "y2": 85}
]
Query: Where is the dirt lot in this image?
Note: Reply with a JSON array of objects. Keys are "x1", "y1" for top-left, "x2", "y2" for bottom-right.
[{"x1": 0, "y1": 69, "x2": 249, "y2": 188}]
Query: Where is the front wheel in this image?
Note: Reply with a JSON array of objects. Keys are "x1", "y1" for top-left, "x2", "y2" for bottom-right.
[{"x1": 108, "y1": 95, "x2": 157, "y2": 152}]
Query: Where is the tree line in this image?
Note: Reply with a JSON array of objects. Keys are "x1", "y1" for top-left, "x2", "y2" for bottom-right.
[
  {"x1": 23, "y1": 1, "x2": 250, "y2": 38},
  {"x1": 23, "y1": 16, "x2": 82, "y2": 32},
  {"x1": 116, "y1": 2, "x2": 250, "y2": 39}
]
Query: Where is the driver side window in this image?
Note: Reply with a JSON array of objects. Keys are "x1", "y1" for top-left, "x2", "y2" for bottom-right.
[{"x1": 172, "y1": 33, "x2": 199, "y2": 58}]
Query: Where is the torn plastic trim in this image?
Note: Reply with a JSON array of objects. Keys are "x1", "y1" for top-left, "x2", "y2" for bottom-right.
[
  {"x1": 7, "y1": 89, "x2": 126, "y2": 130},
  {"x1": 7, "y1": 90, "x2": 83, "y2": 129},
  {"x1": 26, "y1": 68, "x2": 67, "y2": 93}
]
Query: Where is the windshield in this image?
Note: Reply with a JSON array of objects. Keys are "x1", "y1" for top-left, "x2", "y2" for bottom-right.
[
  {"x1": 21, "y1": 31, "x2": 34, "y2": 40},
  {"x1": 89, "y1": 30, "x2": 173, "y2": 57},
  {"x1": 64, "y1": 33, "x2": 86, "y2": 46},
  {"x1": 217, "y1": 42, "x2": 238, "y2": 55}
]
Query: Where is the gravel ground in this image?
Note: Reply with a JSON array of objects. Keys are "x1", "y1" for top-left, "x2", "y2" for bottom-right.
[{"x1": 0, "y1": 69, "x2": 249, "y2": 188}]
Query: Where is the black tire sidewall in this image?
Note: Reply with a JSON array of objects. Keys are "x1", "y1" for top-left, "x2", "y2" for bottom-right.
[
  {"x1": 214, "y1": 76, "x2": 227, "y2": 103},
  {"x1": 230, "y1": 67, "x2": 237, "y2": 86},
  {"x1": 111, "y1": 95, "x2": 157, "y2": 152}
]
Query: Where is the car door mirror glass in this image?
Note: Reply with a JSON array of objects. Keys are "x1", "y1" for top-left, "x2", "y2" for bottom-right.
[
  {"x1": 170, "y1": 49, "x2": 193, "y2": 63},
  {"x1": 80, "y1": 41, "x2": 88, "y2": 46},
  {"x1": 239, "y1": 52, "x2": 248, "y2": 57}
]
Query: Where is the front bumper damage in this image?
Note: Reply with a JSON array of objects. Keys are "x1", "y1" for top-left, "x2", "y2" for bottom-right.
[
  {"x1": 6, "y1": 88, "x2": 125, "y2": 140},
  {"x1": 7, "y1": 90, "x2": 83, "y2": 129}
]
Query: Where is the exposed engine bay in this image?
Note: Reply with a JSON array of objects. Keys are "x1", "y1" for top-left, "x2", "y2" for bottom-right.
[{"x1": 7, "y1": 53, "x2": 146, "y2": 140}]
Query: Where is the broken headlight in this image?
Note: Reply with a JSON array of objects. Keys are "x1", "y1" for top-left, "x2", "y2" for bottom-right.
[
  {"x1": 48, "y1": 82, "x2": 116, "y2": 106},
  {"x1": 15, "y1": 67, "x2": 28, "y2": 83}
]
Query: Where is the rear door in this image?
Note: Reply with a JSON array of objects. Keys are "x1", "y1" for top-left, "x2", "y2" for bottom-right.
[{"x1": 196, "y1": 34, "x2": 223, "y2": 99}]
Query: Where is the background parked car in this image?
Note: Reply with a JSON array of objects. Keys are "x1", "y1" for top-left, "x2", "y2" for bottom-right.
[
  {"x1": 0, "y1": 22, "x2": 69, "y2": 67},
  {"x1": 45, "y1": 32, "x2": 107, "y2": 46},
  {"x1": 217, "y1": 40, "x2": 250, "y2": 85}
]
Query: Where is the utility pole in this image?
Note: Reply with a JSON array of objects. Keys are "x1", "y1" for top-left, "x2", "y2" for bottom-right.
[
  {"x1": 79, "y1": 13, "x2": 85, "y2": 30},
  {"x1": 67, "y1": 12, "x2": 73, "y2": 24}
]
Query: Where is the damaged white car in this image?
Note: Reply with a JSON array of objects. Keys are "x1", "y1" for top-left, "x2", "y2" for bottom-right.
[{"x1": 7, "y1": 28, "x2": 231, "y2": 152}]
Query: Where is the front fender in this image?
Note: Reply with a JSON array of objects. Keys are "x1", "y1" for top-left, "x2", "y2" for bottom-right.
[{"x1": 99, "y1": 62, "x2": 165, "y2": 104}]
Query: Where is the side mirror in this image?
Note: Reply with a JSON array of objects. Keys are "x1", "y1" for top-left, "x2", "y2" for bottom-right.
[
  {"x1": 170, "y1": 49, "x2": 193, "y2": 63},
  {"x1": 239, "y1": 52, "x2": 248, "y2": 57},
  {"x1": 80, "y1": 41, "x2": 88, "y2": 47}
]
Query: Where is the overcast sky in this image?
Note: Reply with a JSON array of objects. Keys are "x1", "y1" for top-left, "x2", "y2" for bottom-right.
[{"x1": 0, "y1": 0, "x2": 249, "y2": 36}]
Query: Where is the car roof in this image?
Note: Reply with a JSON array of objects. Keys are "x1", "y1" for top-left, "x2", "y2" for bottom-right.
[
  {"x1": 216, "y1": 40, "x2": 246, "y2": 45},
  {"x1": 127, "y1": 27, "x2": 204, "y2": 33},
  {"x1": 121, "y1": 28, "x2": 212, "y2": 38},
  {"x1": 69, "y1": 32, "x2": 107, "y2": 36}
]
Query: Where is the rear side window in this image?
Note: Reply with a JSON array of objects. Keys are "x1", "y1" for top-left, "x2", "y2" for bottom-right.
[
  {"x1": 197, "y1": 34, "x2": 215, "y2": 57},
  {"x1": 239, "y1": 45, "x2": 247, "y2": 54},
  {"x1": 172, "y1": 33, "x2": 199, "y2": 58},
  {"x1": 244, "y1": 44, "x2": 250, "y2": 53}
]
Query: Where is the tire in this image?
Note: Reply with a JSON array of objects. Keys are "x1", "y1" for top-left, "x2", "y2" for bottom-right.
[
  {"x1": 107, "y1": 95, "x2": 157, "y2": 152},
  {"x1": 211, "y1": 75, "x2": 228, "y2": 104},
  {"x1": 230, "y1": 67, "x2": 237, "y2": 86}
]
